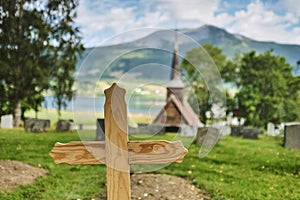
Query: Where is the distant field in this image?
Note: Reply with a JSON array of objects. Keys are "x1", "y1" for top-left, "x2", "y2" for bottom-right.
[
  {"x1": 0, "y1": 129, "x2": 299, "y2": 199},
  {"x1": 25, "y1": 108, "x2": 152, "y2": 126},
  {"x1": 76, "y1": 79, "x2": 167, "y2": 98},
  {"x1": 27, "y1": 79, "x2": 165, "y2": 126}
]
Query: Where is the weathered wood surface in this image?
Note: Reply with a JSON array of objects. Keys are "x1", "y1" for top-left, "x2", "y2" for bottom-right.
[
  {"x1": 104, "y1": 83, "x2": 131, "y2": 200},
  {"x1": 128, "y1": 140, "x2": 188, "y2": 164},
  {"x1": 49, "y1": 142, "x2": 105, "y2": 164},
  {"x1": 49, "y1": 82, "x2": 189, "y2": 200},
  {"x1": 49, "y1": 140, "x2": 188, "y2": 165}
]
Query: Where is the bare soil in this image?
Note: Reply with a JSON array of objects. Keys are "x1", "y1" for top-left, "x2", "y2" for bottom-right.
[
  {"x1": 130, "y1": 174, "x2": 210, "y2": 200},
  {"x1": 0, "y1": 160, "x2": 47, "y2": 192},
  {"x1": 0, "y1": 161, "x2": 210, "y2": 199}
]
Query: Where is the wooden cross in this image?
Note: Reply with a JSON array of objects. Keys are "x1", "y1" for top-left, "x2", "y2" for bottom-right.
[{"x1": 49, "y1": 83, "x2": 188, "y2": 200}]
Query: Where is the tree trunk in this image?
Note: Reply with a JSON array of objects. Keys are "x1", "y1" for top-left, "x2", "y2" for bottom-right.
[{"x1": 14, "y1": 100, "x2": 22, "y2": 127}]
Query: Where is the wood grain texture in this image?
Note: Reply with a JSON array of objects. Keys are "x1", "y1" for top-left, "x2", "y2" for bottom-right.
[
  {"x1": 104, "y1": 83, "x2": 131, "y2": 200},
  {"x1": 49, "y1": 141, "x2": 105, "y2": 165},
  {"x1": 49, "y1": 140, "x2": 188, "y2": 165},
  {"x1": 49, "y1": 83, "x2": 189, "y2": 200},
  {"x1": 128, "y1": 140, "x2": 188, "y2": 164}
]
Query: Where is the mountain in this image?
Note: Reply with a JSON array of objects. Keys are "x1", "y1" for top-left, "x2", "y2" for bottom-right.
[{"x1": 76, "y1": 24, "x2": 300, "y2": 82}]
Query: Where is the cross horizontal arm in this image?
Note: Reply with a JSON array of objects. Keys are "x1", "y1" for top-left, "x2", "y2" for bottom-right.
[
  {"x1": 49, "y1": 140, "x2": 188, "y2": 165},
  {"x1": 128, "y1": 140, "x2": 188, "y2": 164},
  {"x1": 49, "y1": 141, "x2": 105, "y2": 165}
]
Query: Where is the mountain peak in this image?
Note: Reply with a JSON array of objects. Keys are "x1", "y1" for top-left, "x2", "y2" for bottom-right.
[{"x1": 78, "y1": 25, "x2": 300, "y2": 80}]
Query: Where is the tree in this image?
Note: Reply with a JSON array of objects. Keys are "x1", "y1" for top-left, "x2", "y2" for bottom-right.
[
  {"x1": 236, "y1": 51, "x2": 300, "y2": 127},
  {"x1": 0, "y1": 0, "x2": 84, "y2": 126},
  {"x1": 181, "y1": 44, "x2": 231, "y2": 124}
]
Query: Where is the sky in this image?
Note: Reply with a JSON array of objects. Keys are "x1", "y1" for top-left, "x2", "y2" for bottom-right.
[{"x1": 74, "y1": 0, "x2": 300, "y2": 47}]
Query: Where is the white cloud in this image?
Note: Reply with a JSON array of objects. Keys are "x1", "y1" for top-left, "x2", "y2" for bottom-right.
[
  {"x1": 76, "y1": 0, "x2": 139, "y2": 46},
  {"x1": 272, "y1": 0, "x2": 300, "y2": 17},
  {"x1": 148, "y1": 0, "x2": 230, "y2": 28},
  {"x1": 167, "y1": 0, "x2": 220, "y2": 20},
  {"x1": 76, "y1": 0, "x2": 172, "y2": 46},
  {"x1": 226, "y1": 1, "x2": 300, "y2": 44},
  {"x1": 75, "y1": 0, "x2": 300, "y2": 47}
]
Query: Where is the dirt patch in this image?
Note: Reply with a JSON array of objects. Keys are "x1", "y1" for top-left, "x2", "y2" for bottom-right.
[
  {"x1": 130, "y1": 174, "x2": 210, "y2": 200},
  {"x1": 0, "y1": 160, "x2": 47, "y2": 192},
  {"x1": 0, "y1": 161, "x2": 210, "y2": 199}
]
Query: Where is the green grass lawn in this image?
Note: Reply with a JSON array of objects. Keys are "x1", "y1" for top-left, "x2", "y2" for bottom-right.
[{"x1": 0, "y1": 129, "x2": 299, "y2": 199}]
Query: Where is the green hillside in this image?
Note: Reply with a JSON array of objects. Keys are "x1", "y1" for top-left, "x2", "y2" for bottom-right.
[{"x1": 74, "y1": 25, "x2": 300, "y2": 96}]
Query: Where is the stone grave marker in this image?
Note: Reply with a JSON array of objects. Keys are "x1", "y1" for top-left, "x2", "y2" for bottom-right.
[
  {"x1": 24, "y1": 118, "x2": 50, "y2": 132},
  {"x1": 284, "y1": 122, "x2": 300, "y2": 149},
  {"x1": 128, "y1": 124, "x2": 165, "y2": 135},
  {"x1": 211, "y1": 122, "x2": 230, "y2": 137},
  {"x1": 267, "y1": 122, "x2": 275, "y2": 136},
  {"x1": 49, "y1": 83, "x2": 188, "y2": 200},
  {"x1": 180, "y1": 125, "x2": 198, "y2": 137},
  {"x1": 242, "y1": 128, "x2": 259, "y2": 139},
  {"x1": 195, "y1": 127, "x2": 219, "y2": 146},
  {"x1": 231, "y1": 126, "x2": 244, "y2": 137},
  {"x1": 195, "y1": 127, "x2": 208, "y2": 146},
  {"x1": 1, "y1": 114, "x2": 13, "y2": 129},
  {"x1": 56, "y1": 119, "x2": 74, "y2": 132},
  {"x1": 96, "y1": 118, "x2": 105, "y2": 141},
  {"x1": 220, "y1": 125, "x2": 231, "y2": 137}
]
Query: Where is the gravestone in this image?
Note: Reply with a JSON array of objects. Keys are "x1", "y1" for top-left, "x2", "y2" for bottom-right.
[
  {"x1": 267, "y1": 122, "x2": 275, "y2": 136},
  {"x1": 231, "y1": 126, "x2": 244, "y2": 137},
  {"x1": 56, "y1": 119, "x2": 74, "y2": 132},
  {"x1": 220, "y1": 125, "x2": 231, "y2": 137},
  {"x1": 96, "y1": 118, "x2": 105, "y2": 141},
  {"x1": 25, "y1": 118, "x2": 50, "y2": 132},
  {"x1": 128, "y1": 124, "x2": 165, "y2": 135},
  {"x1": 211, "y1": 122, "x2": 230, "y2": 137},
  {"x1": 274, "y1": 124, "x2": 284, "y2": 136},
  {"x1": 242, "y1": 128, "x2": 259, "y2": 139},
  {"x1": 1, "y1": 114, "x2": 13, "y2": 129},
  {"x1": 284, "y1": 122, "x2": 300, "y2": 149},
  {"x1": 180, "y1": 125, "x2": 198, "y2": 137},
  {"x1": 196, "y1": 127, "x2": 208, "y2": 145},
  {"x1": 196, "y1": 127, "x2": 219, "y2": 146}
]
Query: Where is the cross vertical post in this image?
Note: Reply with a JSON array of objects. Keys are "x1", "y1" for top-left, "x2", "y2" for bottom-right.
[{"x1": 104, "y1": 83, "x2": 130, "y2": 200}]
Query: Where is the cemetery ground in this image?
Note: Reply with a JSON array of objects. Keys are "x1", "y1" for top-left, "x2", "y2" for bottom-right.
[{"x1": 0, "y1": 129, "x2": 299, "y2": 199}]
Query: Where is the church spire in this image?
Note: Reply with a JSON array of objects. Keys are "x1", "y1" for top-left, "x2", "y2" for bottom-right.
[
  {"x1": 167, "y1": 30, "x2": 184, "y2": 102},
  {"x1": 170, "y1": 30, "x2": 180, "y2": 80}
]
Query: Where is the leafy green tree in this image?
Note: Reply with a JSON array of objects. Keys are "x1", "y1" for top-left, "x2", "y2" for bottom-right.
[
  {"x1": 0, "y1": 0, "x2": 84, "y2": 126},
  {"x1": 181, "y1": 44, "x2": 231, "y2": 124},
  {"x1": 236, "y1": 51, "x2": 300, "y2": 127}
]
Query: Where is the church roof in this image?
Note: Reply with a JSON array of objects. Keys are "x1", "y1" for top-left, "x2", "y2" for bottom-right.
[{"x1": 152, "y1": 94, "x2": 202, "y2": 126}]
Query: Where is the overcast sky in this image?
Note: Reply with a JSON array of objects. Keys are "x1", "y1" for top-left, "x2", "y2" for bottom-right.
[{"x1": 74, "y1": 0, "x2": 300, "y2": 47}]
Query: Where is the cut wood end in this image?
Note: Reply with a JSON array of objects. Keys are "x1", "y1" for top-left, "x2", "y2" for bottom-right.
[
  {"x1": 175, "y1": 148, "x2": 188, "y2": 163},
  {"x1": 104, "y1": 82, "x2": 126, "y2": 96},
  {"x1": 49, "y1": 142, "x2": 74, "y2": 164},
  {"x1": 174, "y1": 141, "x2": 189, "y2": 163},
  {"x1": 49, "y1": 142, "x2": 62, "y2": 164},
  {"x1": 49, "y1": 150, "x2": 59, "y2": 164}
]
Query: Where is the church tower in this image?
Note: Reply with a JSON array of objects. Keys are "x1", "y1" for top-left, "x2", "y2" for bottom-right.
[
  {"x1": 166, "y1": 31, "x2": 184, "y2": 102},
  {"x1": 152, "y1": 31, "x2": 201, "y2": 127}
]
